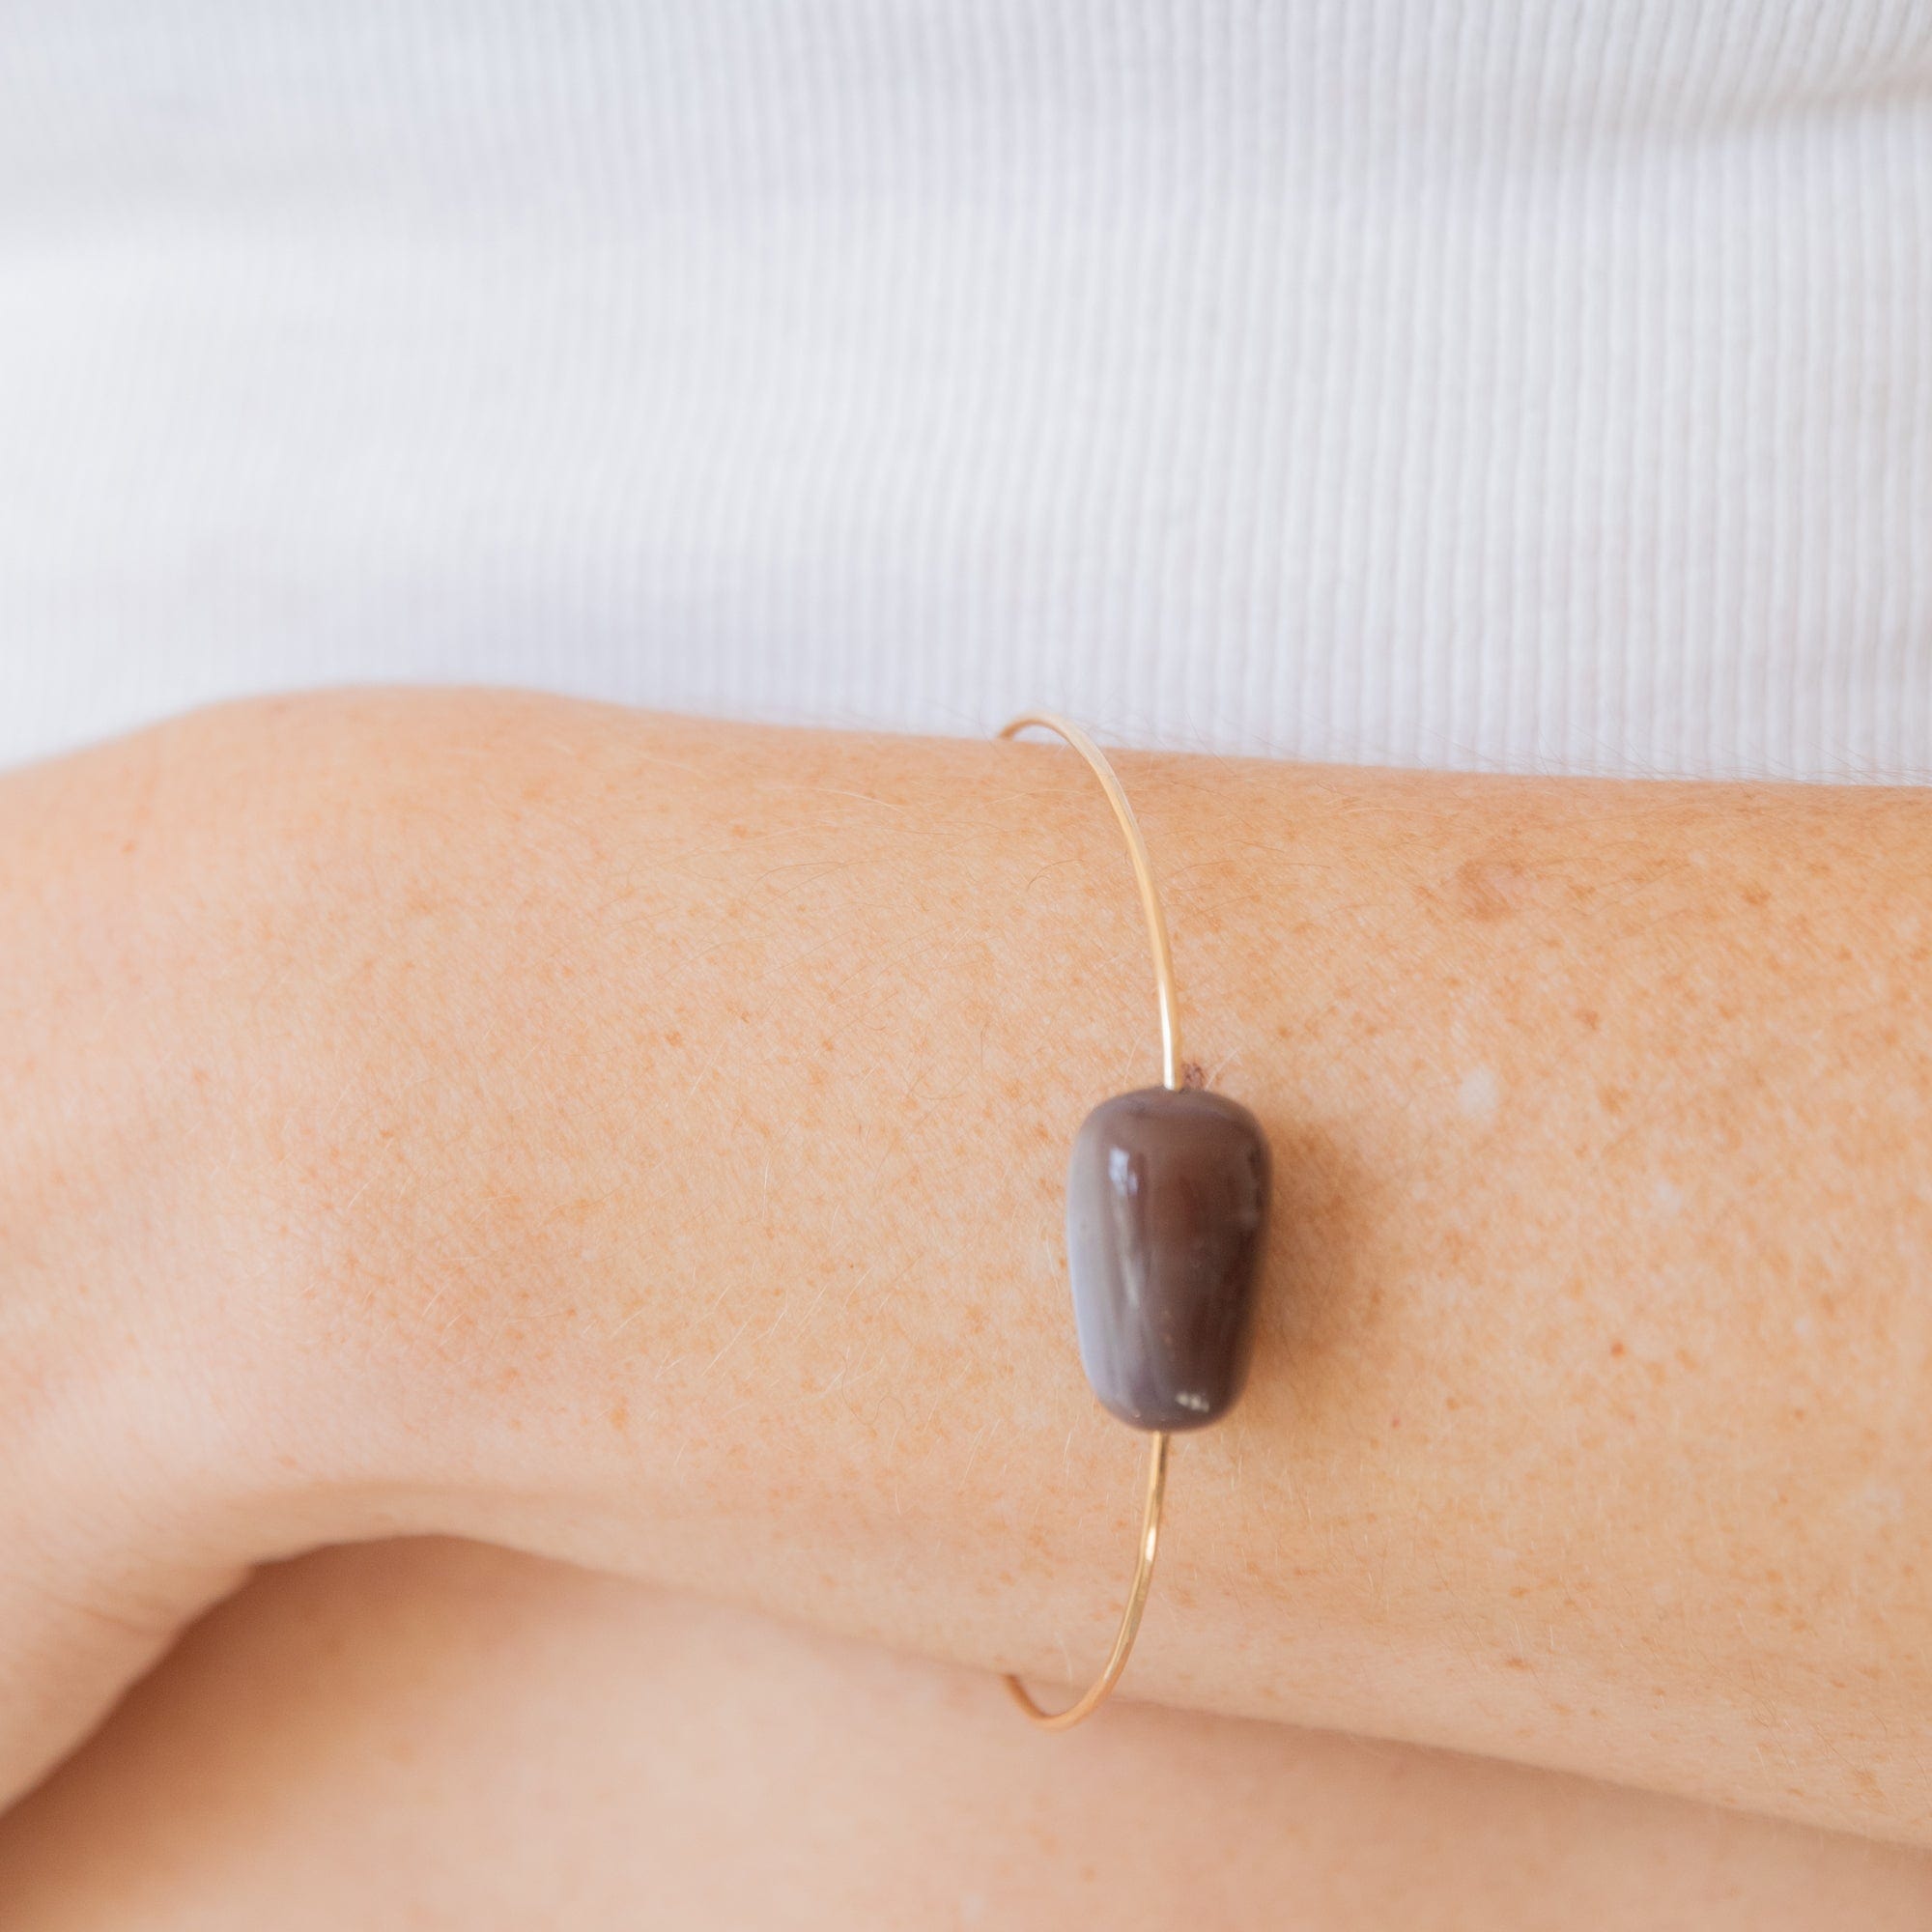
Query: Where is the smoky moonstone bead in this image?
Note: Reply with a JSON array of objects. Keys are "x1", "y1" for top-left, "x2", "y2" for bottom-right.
[{"x1": 1065, "y1": 1087, "x2": 1271, "y2": 1432}]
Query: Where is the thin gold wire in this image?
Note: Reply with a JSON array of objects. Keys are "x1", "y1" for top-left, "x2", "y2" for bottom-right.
[
  {"x1": 997, "y1": 711, "x2": 1180, "y2": 1731},
  {"x1": 998, "y1": 712, "x2": 1181, "y2": 1092}
]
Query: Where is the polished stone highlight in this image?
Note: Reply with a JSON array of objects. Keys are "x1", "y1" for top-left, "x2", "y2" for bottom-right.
[{"x1": 1065, "y1": 1087, "x2": 1271, "y2": 1432}]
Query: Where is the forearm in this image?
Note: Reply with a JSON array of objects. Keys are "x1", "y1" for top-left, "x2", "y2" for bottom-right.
[{"x1": 7, "y1": 691, "x2": 1930, "y2": 1839}]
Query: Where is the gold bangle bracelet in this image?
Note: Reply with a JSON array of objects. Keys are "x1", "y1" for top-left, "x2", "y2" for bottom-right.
[{"x1": 997, "y1": 713, "x2": 1271, "y2": 1732}]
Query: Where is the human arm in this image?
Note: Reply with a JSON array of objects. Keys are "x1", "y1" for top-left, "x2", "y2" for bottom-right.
[{"x1": 4, "y1": 689, "x2": 1928, "y2": 1838}]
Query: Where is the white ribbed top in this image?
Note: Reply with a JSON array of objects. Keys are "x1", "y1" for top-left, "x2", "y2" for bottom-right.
[{"x1": 2, "y1": 2, "x2": 1929, "y2": 779}]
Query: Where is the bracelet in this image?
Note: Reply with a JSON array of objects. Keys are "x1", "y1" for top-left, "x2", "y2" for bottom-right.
[{"x1": 998, "y1": 713, "x2": 1272, "y2": 1730}]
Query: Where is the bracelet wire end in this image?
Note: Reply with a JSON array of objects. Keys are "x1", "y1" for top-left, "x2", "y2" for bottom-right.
[{"x1": 1002, "y1": 1428, "x2": 1171, "y2": 1731}]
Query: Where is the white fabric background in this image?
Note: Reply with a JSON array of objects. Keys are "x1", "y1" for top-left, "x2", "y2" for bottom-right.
[{"x1": 2, "y1": 1, "x2": 1929, "y2": 779}]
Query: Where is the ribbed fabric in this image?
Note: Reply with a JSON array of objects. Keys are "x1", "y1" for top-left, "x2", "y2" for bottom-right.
[{"x1": 2, "y1": 1, "x2": 1929, "y2": 779}]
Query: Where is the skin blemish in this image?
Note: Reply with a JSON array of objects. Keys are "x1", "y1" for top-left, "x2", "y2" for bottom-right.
[
  {"x1": 1459, "y1": 1066, "x2": 1499, "y2": 1123},
  {"x1": 1455, "y1": 857, "x2": 1532, "y2": 922}
]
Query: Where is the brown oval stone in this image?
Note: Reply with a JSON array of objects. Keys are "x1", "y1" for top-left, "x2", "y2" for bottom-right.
[{"x1": 1065, "y1": 1087, "x2": 1271, "y2": 1432}]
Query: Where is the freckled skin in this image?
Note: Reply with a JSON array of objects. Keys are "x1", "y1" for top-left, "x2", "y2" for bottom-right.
[{"x1": 0, "y1": 689, "x2": 1929, "y2": 1908}]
